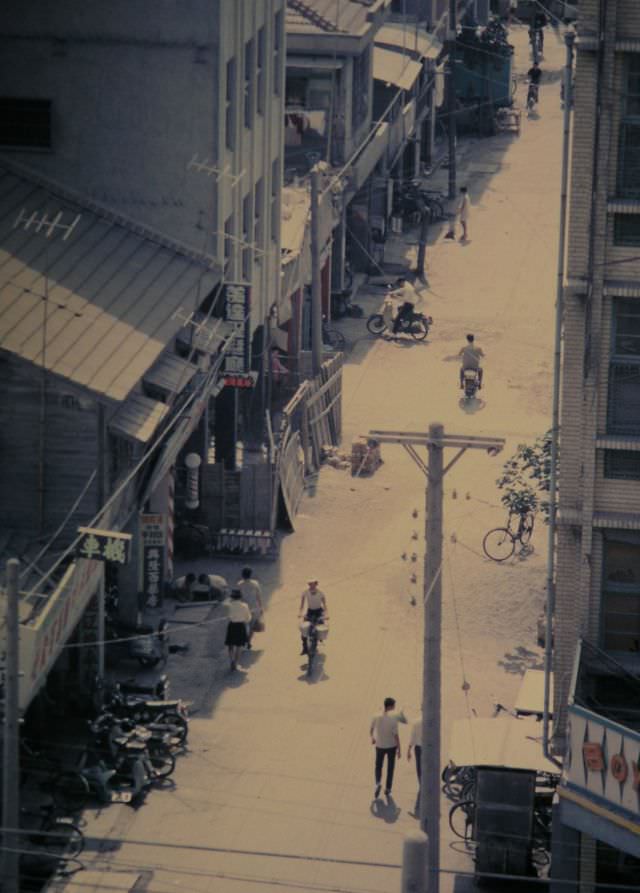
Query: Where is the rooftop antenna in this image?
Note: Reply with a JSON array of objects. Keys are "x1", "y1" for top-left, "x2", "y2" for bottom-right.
[{"x1": 187, "y1": 155, "x2": 245, "y2": 189}]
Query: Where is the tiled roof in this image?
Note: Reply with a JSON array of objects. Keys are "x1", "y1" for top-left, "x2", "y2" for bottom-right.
[{"x1": 0, "y1": 162, "x2": 220, "y2": 403}]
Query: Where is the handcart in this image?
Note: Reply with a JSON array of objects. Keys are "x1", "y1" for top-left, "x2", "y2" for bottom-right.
[{"x1": 494, "y1": 105, "x2": 521, "y2": 136}]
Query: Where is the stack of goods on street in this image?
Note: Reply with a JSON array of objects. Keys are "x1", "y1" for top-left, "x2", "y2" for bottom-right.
[
  {"x1": 321, "y1": 444, "x2": 351, "y2": 470},
  {"x1": 350, "y1": 437, "x2": 382, "y2": 476}
]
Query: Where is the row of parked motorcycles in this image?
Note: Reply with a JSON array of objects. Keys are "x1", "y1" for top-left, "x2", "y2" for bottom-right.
[{"x1": 53, "y1": 676, "x2": 190, "y2": 808}]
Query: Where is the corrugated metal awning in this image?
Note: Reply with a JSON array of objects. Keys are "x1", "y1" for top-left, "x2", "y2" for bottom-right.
[
  {"x1": 0, "y1": 162, "x2": 221, "y2": 403},
  {"x1": 603, "y1": 280, "x2": 640, "y2": 298},
  {"x1": 373, "y1": 47, "x2": 421, "y2": 91},
  {"x1": 144, "y1": 353, "x2": 198, "y2": 394},
  {"x1": 375, "y1": 24, "x2": 442, "y2": 60},
  {"x1": 593, "y1": 511, "x2": 640, "y2": 531},
  {"x1": 108, "y1": 394, "x2": 168, "y2": 443}
]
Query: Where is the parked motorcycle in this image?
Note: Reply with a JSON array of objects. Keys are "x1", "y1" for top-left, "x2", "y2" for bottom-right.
[
  {"x1": 367, "y1": 301, "x2": 433, "y2": 341},
  {"x1": 88, "y1": 714, "x2": 176, "y2": 780},
  {"x1": 103, "y1": 683, "x2": 189, "y2": 743}
]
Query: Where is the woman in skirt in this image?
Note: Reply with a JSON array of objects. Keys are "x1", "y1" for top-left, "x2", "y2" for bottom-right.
[{"x1": 225, "y1": 589, "x2": 251, "y2": 671}]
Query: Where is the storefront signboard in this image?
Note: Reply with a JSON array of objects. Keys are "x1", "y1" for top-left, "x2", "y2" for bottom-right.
[{"x1": 139, "y1": 514, "x2": 166, "y2": 607}]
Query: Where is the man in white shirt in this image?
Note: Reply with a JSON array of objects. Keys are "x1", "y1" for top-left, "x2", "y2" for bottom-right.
[
  {"x1": 370, "y1": 697, "x2": 406, "y2": 798},
  {"x1": 299, "y1": 579, "x2": 328, "y2": 655}
]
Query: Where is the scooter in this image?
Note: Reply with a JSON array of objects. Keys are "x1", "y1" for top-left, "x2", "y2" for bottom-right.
[
  {"x1": 104, "y1": 683, "x2": 189, "y2": 742},
  {"x1": 299, "y1": 617, "x2": 329, "y2": 677},
  {"x1": 128, "y1": 619, "x2": 169, "y2": 668},
  {"x1": 462, "y1": 369, "x2": 480, "y2": 400}
]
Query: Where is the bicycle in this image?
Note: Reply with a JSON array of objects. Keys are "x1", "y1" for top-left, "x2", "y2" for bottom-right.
[
  {"x1": 441, "y1": 763, "x2": 476, "y2": 802},
  {"x1": 21, "y1": 804, "x2": 85, "y2": 859},
  {"x1": 482, "y1": 511, "x2": 536, "y2": 562},
  {"x1": 448, "y1": 799, "x2": 475, "y2": 843},
  {"x1": 322, "y1": 320, "x2": 346, "y2": 351}
]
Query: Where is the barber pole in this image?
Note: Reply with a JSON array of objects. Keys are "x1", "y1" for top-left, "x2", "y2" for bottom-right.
[{"x1": 167, "y1": 469, "x2": 175, "y2": 581}]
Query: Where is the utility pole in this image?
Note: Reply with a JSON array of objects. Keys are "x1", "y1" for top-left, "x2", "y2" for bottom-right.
[
  {"x1": 2, "y1": 558, "x2": 20, "y2": 893},
  {"x1": 415, "y1": 207, "x2": 430, "y2": 284},
  {"x1": 369, "y1": 425, "x2": 504, "y2": 893},
  {"x1": 447, "y1": 0, "x2": 458, "y2": 200},
  {"x1": 310, "y1": 166, "x2": 323, "y2": 376}
]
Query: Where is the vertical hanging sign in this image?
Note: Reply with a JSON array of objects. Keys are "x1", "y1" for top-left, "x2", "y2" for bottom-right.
[
  {"x1": 223, "y1": 283, "x2": 253, "y2": 386},
  {"x1": 139, "y1": 514, "x2": 166, "y2": 608}
]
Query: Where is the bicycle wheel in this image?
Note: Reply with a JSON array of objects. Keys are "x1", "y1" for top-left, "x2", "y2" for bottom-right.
[
  {"x1": 482, "y1": 528, "x2": 515, "y2": 562},
  {"x1": 366, "y1": 314, "x2": 386, "y2": 336},
  {"x1": 324, "y1": 328, "x2": 345, "y2": 351},
  {"x1": 52, "y1": 772, "x2": 91, "y2": 812},
  {"x1": 410, "y1": 318, "x2": 429, "y2": 341},
  {"x1": 449, "y1": 800, "x2": 475, "y2": 841},
  {"x1": 519, "y1": 512, "x2": 535, "y2": 546},
  {"x1": 149, "y1": 751, "x2": 176, "y2": 779},
  {"x1": 38, "y1": 819, "x2": 85, "y2": 859}
]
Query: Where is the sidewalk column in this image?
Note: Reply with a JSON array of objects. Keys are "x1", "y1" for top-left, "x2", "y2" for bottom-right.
[
  {"x1": 2, "y1": 558, "x2": 20, "y2": 893},
  {"x1": 401, "y1": 832, "x2": 428, "y2": 893}
]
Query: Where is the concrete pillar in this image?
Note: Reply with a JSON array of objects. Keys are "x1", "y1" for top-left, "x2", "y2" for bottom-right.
[{"x1": 331, "y1": 210, "x2": 347, "y2": 292}]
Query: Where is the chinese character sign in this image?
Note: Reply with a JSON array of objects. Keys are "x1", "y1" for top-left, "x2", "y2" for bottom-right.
[
  {"x1": 140, "y1": 514, "x2": 166, "y2": 607},
  {"x1": 223, "y1": 283, "x2": 250, "y2": 376},
  {"x1": 77, "y1": 528, "x2": 132, "y2": 565}
]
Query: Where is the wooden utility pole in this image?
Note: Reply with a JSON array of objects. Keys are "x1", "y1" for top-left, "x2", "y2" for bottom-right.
[
  {"x1": 310, "y1": 167, "x2": 323, "y2": 376},
  {"x1": 369, "y1": 425, "x2": 504, "y2": 893},
  {"x1": 2, "y1": 558, "x2": 20, "y2": 893},
  {"x1": 447, "y1": 0, "x2": 458, "y2": 200}
]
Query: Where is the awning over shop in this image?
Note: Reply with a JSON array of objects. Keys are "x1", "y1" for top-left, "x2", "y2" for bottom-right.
[
  {"x1": 108, "y1": 393, "x2": 169, "y2": 443},
  {"x1": 375, "y1": 23, "x2": 443, "y2": 60},
  {"x1": 373, "y1": 47, "x2": 422, "y2": 91},
  {"x1": 144, "y1": 353, "x2": 198, "y2": 395}
]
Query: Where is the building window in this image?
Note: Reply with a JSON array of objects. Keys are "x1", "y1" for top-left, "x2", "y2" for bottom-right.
[
  {"x1": 613, "y1": 213, "x2": 640, "y2": 246},
  {"x1": 274, "y1": 10, "x2": 283, "y2": 96},
  {"x1": 604, "y1": 449, "x2": 640, "y2": 480},
  {"x1": 257, "y1": 27, "x2": 265, "y2": 115},
  {"x1": 602, "y1": 534, "x2": 640, "y2": 652},
  {"x1": 225, "y1": 59, "x2": 236, "y2": 150},
  {"x1": 244, "y1": 38, "x2": 254, "y2": 129},
  {"x1": 242, "y1": 193, "x2": 252, "y2": 280},
  {"x1": 0, "y1": 98, "x2": 52, "y2": 149},
  {"x1": 618, "y1": 57, "x2": 640, "y2": 197},
  {"x1": 351, "y1": 47, "x2": 370, "y2": 130},
  {"x1": 271, "y1": 157, "x2": 280, "y2": 243},
  {"x1": 607, "y1": 299, "x2": 640, "y2": 434}
]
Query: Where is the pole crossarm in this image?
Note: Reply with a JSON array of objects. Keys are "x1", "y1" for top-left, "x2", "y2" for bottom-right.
[{"x1": 368, "y1": 429, "x2": 505, "y2": 452}]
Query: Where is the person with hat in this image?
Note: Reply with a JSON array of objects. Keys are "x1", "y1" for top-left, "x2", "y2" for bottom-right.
[
  {"x1": 298, "y1": 579, "x2": 328, "y2": 655},
  {"x1": 225, "y1": 588, "x2": 251, "y2": 671}
]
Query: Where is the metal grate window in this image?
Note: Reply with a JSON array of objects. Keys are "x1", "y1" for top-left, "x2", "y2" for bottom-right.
[
  {"x1": 604, "y1": 449, "x2": 640, "y2": 479},
  {"x1": 618, "y1": 58, "x2": 640, "y2": 196},
  {"x1": 608, "y1": 299, "x2": 640, "y2": 434},
  {"x1": 614, "y1": 213, "x2": 640, "y2": 246},
  {"x1": 0, "y1": 98, "x2": 52, "y2": 149},
  {"x1": 225, "y1": 59, "x2": 236, "y2": 151},
  {"x1": 244, "y1": 38, "x2": 254, "y2": 129}
]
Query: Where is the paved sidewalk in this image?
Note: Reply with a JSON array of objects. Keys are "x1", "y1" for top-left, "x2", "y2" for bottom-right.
[{"x1": 51, "y1": 24, "x2": 565, "y2": 893}]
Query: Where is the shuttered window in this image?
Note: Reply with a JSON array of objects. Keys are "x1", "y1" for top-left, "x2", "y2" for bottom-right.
[
  {"x1": 617, "y1": 58, "x2": 640, "y2": 196},
  {"x1": 0, "y1": 98, "x2": 52, "y2": 149},
  {"x1": 608, "y1": 299, "x2": 640, "y2": 434},
  {"x1": 602, "y1": 535, "x2": 640, "y2": 652}
]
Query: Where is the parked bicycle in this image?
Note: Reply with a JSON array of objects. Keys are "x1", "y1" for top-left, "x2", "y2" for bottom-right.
[
  {"x1": 482, "y1": 511, "x2": 536, "y2": 562},
  {"x1": 322, "y1": 318, "x2": 346, "y2": 351}
]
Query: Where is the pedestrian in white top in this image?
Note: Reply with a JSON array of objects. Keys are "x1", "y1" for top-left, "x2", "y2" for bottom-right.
[
  {"x1": 407, "y1": 715, "x2": 423, "y2": 788},
  {"x1": 457, "y1": 186, "x2": 470, "y2": 242},
  {"x1": 299, "y1": 579, "x2": 328, "y2": 655},
  {"x1": 370, "y1": 697, "x2": 407, "y2": 798},
  {"x1": 224, "y1": 589, "x2": 251, "y2": 672},
  {"x1": 237, "y1": 566, "x2": 264, "y2": 649}
]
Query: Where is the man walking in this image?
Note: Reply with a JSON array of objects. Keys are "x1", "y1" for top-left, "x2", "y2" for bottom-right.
[
  {"x1": 237, "y1": 565, "x2": 264, "y2": 649},
  {"x1": 370, "y1": 697, "x2": 404, "y2": 798}
]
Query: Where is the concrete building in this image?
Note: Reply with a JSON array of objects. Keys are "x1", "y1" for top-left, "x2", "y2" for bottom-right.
[
  {"x1": 552, "y1": 0, "x2": 640, "y2": 887},
  {"x1": 0, "y1": 0, "x2": 286, "y2": 461}
]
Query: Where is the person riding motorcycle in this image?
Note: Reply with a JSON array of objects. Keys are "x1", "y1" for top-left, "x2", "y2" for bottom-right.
[
  {"x1": 299, "y1": 579, "x2": 328, "y2": 655},
  {"x1": 527, "y1": 62, "x2": 542, "y2": 107},
  {"x1": 391, "y1": 277, "x2": 420, "y2": 334},
  {"x1": 530, "y1": 11, "x2": 548, "y2": 54},
  {"x1": 459, "y1": 333, "x2": 485, "y2": 390}
]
